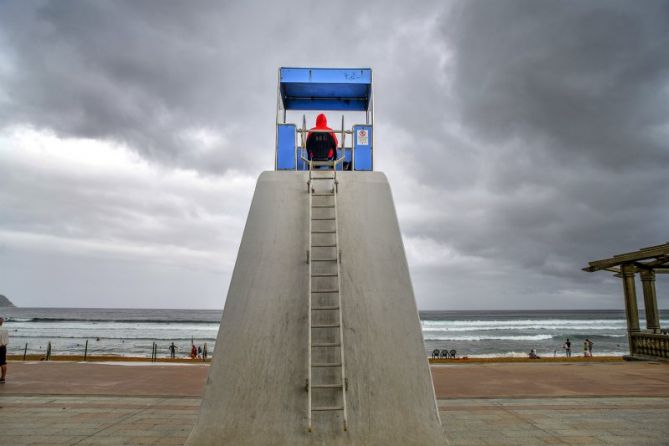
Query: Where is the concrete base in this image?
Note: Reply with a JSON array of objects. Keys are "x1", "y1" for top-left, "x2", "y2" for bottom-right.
[{"x1": 185, "y1": 172, "x2": 444, "y2": 445}]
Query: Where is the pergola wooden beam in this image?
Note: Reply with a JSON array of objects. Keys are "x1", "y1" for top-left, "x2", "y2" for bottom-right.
[
  {"x1": 633, "y1": 256, "x2": 669, "y2": 269},
  {"x1": 583, "y1": 242, "x2": 669, "y2": 272}
]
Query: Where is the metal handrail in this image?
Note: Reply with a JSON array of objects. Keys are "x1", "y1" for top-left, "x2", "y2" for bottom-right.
[
  {"x1": 332, "y1": 163, "x2": 348, "y2": 431},
  {"x1": 306, "y1": 162, "x2": 313, "y2": 430},
  {"x1": 300, "y1": 156, "x2": 346, "y2": 170},
  {"x1": 300, "y1": 156, "x2": 345, "y2": 187},
  {"x1": 300, "y1": 128, "x2": 354, "y2": 135}
]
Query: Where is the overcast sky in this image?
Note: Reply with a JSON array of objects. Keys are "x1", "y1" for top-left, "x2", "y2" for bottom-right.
[{"x1": 1, "y1": 0, "x2": 668, "y2": 310}]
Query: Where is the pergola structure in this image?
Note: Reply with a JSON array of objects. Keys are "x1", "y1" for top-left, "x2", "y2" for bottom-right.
[{"x1": 584, "y1": 242, "x2": 668, "y2": 360}]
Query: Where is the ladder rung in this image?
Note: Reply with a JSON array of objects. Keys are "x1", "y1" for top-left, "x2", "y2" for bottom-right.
[{"x1": 307, "y1": 173, "x2": 346, "y2": 430}]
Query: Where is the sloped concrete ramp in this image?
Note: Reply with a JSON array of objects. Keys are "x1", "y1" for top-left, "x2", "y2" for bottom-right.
[{"x1": 186, "y1": 171, "x2": 444, "y2": 445}]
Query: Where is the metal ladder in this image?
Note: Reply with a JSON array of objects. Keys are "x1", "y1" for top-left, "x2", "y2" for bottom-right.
[{"x1": 305, "y1": 159, "x2": 348, "y2": 432}]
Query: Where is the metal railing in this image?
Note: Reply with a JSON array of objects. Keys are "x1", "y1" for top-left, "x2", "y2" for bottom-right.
[
  {"x1": 301, "y1": 156, "x2": 346, "y2": 192},
  {"x1": 11, "y1": 340, "x2": 212, "y2": 361},
  {"x1": 299, "y1": 115, "x2": 349, "y2": 155},
  {"x1": 332, "y1": 162, "x2": 349, "y2": 431}
]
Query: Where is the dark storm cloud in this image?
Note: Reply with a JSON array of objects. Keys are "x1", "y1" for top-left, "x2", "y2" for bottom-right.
[
  {"x1": 0, "y1": 0, "x2": 264, "y2": 173},
  {"x1": 448, "y1": 1, "x2": 669, "y2": 168},
  {"x1": 389, "y1": 0, "x2": 669, "y2": 307},
  {"x1": 0, "y1": 0, "x2": 415, "y2": 174}
]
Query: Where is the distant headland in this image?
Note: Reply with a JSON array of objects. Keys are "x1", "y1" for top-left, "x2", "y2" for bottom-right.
[{"x1": 0, "y1": 294, "x2": 16, "y2": 307}]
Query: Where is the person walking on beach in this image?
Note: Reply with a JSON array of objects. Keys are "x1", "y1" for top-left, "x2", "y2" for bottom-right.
[
  {"x1": 169, "y1": 342, "x2": 176, "y2": 359},
  {"x1": 203, "y1": 343, "x2": 208, "y2": 361},
  {"x1": 583, "y1": 339, "x2": 590, "y2": 357},
  {"x1": 586, "y1": 338, "x2": 593, "y2": 357},
  {"x1": 564, "y1": 338, "x2": 571, "y2": 358},
  {"x1": 190, "y1": 344, "x2": 197, "y2": 360},
  {"x1": 0, "y1": 317, "x2": 9, "y2": 383}
]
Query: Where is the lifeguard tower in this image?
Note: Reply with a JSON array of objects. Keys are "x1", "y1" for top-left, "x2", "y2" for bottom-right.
[
  {"x1": 186, "y1": 68, "x2": 444, "y2": 445},
  {"x1": 275, "y1": 67, "x2": 374, "y2": 172}
]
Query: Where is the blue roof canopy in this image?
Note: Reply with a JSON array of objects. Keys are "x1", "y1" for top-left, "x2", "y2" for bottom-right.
[{"x1": 279, "y1": 67, "x2": 372, "y2": 111}]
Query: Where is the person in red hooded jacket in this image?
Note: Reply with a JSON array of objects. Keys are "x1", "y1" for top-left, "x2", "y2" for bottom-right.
[{"x1": 306, "y1": 113, "x2": 338, "y2": 162}]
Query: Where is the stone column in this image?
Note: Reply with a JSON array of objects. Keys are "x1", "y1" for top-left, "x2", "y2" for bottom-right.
[
  {"x1": 621, "y1": 263, "x2": 640, "y2": 355},
  {"x1": 640, "y1": 269, "x2": 660, "y2": 333}
]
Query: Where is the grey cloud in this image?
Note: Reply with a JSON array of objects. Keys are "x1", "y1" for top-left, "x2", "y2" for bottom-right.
[
  {"x1": 448, "y1": 0, "x2": 669, "y2": 168},
  {"x1": 1, "y1": 0, "x2": 668, "y2": 309},
  {"x1": 397, "y1": 1, "x2": 669, "y2": 308},
  {"x1": 1, "y1": 1, "x2": 259, "y2": 173},
  {"x1": 1, "y1": 0, "x2": 436, "y2": 174}
]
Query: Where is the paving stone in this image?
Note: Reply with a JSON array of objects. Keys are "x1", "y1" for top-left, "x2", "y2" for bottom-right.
[{"x1": 3, "y1": 395, "x2": 669, "y2": 445}]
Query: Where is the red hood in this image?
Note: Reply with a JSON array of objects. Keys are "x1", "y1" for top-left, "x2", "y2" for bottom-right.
[
  {"x1": 315, "y1": 113, "x2": 328, "y2": 128},
  {"x1": 307, "y1": 113, "x2": 338, "y2": 149}
]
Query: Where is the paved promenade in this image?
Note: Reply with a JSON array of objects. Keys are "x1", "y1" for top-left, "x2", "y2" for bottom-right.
[{"x1": 1, "y1": 360, "x2": 668, "y2": 445}]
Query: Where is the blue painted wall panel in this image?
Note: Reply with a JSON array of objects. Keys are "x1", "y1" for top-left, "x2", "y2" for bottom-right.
[
  {"x1": 277, "y1": 124, "x2": 296, "y2": 170},
  {"x1": 280, "y1": 68, "x2": 371, "y2": 85},
  {"x1": 283, "y1": 97, "x2": 369, "y2": 111},
  {"x1": 353, "y1": 125, "x2": 373, "y2": 171},
  {"x1": 280, "y1": 67, "x2": 372, "y2": 111}
]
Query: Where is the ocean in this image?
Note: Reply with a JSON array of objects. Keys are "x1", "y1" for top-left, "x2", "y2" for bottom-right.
[{"x1": 1, "y1": 308, "x2": 666, "y2": 359}]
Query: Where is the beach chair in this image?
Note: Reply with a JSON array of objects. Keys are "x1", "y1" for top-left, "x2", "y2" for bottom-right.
[
  {"x1": 449, "y1": 349, "x2": 457, "y2": 359},
  {"x1": 440, "y1": 349, "x2": 449, "y2": 359},
  {"x1": 431, "y1": 349, "x2": 440, "y2": 359}
]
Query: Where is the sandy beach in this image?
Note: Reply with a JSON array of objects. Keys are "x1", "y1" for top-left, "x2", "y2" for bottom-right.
[{"x1": 1, "y1": 358, "x2": 668, "y2": 445}]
